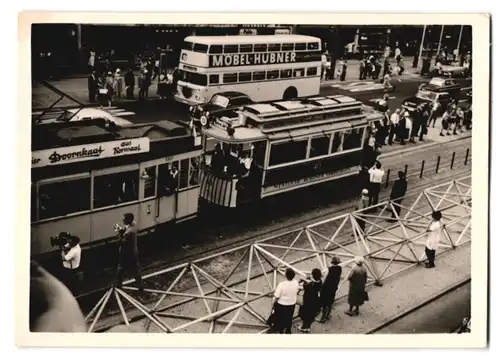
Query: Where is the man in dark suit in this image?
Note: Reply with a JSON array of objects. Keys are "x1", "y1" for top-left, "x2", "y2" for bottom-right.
[
  {"x1": 116, "y1": 213, "x2": 144, "y2": 291},
  {"x1": 87, "y1": 71, "x2": 98, "y2": 103},
  {"x1": 389, "y1": 171, "x2": 408, "y2": 221}
]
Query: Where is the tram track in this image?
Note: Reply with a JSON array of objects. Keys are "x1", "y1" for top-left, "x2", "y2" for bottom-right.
[
  {"x1": 75, "y1": 164, "x2": 471, "y2": 317},
  {"x1": 87, "y1": 167, "x2": 471, "y2": 331}
]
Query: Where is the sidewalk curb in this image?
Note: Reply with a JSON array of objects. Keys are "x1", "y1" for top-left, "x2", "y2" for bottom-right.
[
  {"x1": 379, "y1": 134, "x2": 472, "y2": 160},
  {"x1": 365, "y1": 276, "x2": 471, "y2": 334}
]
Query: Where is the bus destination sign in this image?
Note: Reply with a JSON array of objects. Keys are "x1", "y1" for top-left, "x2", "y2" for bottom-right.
[
  {"x1": 32, "y1": 137, "x2": 150, "y2": 168},
  {"x1": 210, "y1": 52, "x2": 297, "y2": 68}
]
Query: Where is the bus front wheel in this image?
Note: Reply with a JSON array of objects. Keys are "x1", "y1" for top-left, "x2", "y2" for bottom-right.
[{"x1": 283, "y1": 87, "x2": 298, "y2": 100}]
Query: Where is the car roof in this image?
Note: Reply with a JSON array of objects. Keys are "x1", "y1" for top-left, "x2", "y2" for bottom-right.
[{"x1": 215, "y1": 91, "x2": 250, "y2": 99}]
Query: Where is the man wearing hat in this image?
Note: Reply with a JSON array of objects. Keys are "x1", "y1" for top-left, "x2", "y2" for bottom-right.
[
  {"x1": 346, "y1": 257, "x2": 368, "y2": 317},
  {"x1": 389, "y1": 171, "x2": 408, "y2": 221}
]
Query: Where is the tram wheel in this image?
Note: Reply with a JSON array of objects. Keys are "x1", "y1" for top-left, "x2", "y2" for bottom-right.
[{"x1": 283, "y1": 87, "x2": 298, "y2": 100}]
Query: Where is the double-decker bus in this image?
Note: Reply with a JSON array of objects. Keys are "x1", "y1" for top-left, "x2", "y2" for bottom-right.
[
  {"x1": 31, "y1": 119, "x2": 202, "y2": 256},
  {"x1": 198, "y1": 95, "x2": 384, "y2": 208},
  {"x1": 174, "y1": 34, "x2": 323, "y2": 106}
]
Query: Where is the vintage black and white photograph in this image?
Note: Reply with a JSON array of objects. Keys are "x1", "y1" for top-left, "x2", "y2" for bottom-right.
[{"x1": 21, "y1": 13, "x2": 489, "y2": 346}]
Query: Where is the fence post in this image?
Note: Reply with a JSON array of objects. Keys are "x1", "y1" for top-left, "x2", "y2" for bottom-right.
[
  {"x1": 450, "y1": 152, "x2": 456, "y2": 169},
  {"x1": 420, "y1": 160, "x2": 425, "y2": 178},
  {"x1": 464, "y1": 148, "x2": 470, "y2": 165},
  {"x1": 404, "y1": 164, "x2": 408, "y2": 178},
  {"x1": 436, "y1": 156, "x2": 441, "y2": 174},
  {"x1": 385, "y1": 169, "x2": 391, "y2": 189}
]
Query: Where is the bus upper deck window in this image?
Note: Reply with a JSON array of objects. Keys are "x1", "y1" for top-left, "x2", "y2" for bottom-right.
[
  {"x1": 295, "y1": 43, "x2": 306, "y2": 51},
  {"x1": 308, "y1": 42, "x2": 320, "y2": 50},
  {"x1": 254, "y1": 44, "x2": 267, "y2": 52},
  {"x1": 240, "y1": 44, "x2": 253, "y2": 53},
  {"x1": 209, "y1": 45, "x2": 223, "y2": 54},
  {"x1": 282, "y1": 43, "x2": 294, "y2": 51},
  {"x1": 209, "y1": 74, "x2": 219, "y2": 85},
  {"x1": 183, "y1": 41, "x2": 194, "y2": 51},
  {"x1": 224, "y1": 45, "x2": 239, "y2": 54},
  {"x1": 268, "y1": 44, "x2": 281, "y2": 52},
  {"x1": 280, "y1": 69, "x2": 292, "y2": 78},
  {"x1": 193, "y1": 43, "x2": 209, "y2": 53}
]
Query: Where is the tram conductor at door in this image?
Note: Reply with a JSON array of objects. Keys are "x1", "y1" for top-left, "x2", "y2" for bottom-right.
[{"x1": 115, "y1": 213, "x2": 144, "y2": 292}]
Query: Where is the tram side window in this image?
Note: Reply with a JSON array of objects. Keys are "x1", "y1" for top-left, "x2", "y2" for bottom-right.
[
  {"x1": 143, "y1": 166, "x2": 157, "y2": 199},
  {"x1": 310, "y1": 134, "x2": 331, "y2": 158},
  {"x1": 343, "y1": 128, "x2": 363, "y2": 150},
  {"x1": 293, "y1": 68, "x2": 305, "y2": 77},
  {"x1": 239, "y1": 72, "x2": 252, "y2": 82},
  {"x1": 307, "y1": 67, "x2": 318, "y2": 76},
  {"x1": 38, "y1": 177, "x2": 91, "y2": 220},
  {"x1": 209, "y1": 74, "x2": 220, "y2": 85},
  {"x1": 179, "y1": 159, "x2": 190, "y2": 189},
  {"x1": 331, "y1": 132, "x2": 343, "y2": 153},
  {"x1": 269, "y1": 140, "x2": 308, "y2": 166},
  {"x1": 267, "y1": 70, "x2": 280, "y2": 80},
  {"x1": 253, "y1": 71, "x2": 266, "y2": 81},
  {"x1": 93, "y1": 171, "x2": 139, "y2": 209},
  {"x1": 158, "y1": 161, "x2": 179, "y2": 196},
  {"x1": 281, "y1": 69, "x2": 292, "y2": 78},
  {"x1": 189, "y1": 157, "x2": 200, "y2": 186},
  {"x1": 223, "y1": 73, "x2": 238, "y2": 84},
  {"x1": 31, "y1": 183, "x2": 37, "y2": 221}
]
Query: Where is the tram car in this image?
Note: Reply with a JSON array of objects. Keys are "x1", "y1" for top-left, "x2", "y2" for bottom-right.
[
  {"x1": 31, "y1": 118, "x2": 202, "y2": 256},
  {"x1": 198, "y1": 94, "x2": 384, "y2": 208}
]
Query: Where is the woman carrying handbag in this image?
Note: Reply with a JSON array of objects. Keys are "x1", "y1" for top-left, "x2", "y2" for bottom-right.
[{"x1": 297, "y1": 268, "x2": 323, "y2": 333}]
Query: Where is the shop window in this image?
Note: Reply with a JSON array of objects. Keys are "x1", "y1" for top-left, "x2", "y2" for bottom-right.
[
  {"x1": 93, "y1": 171, "x2": 139, "y2": 209},
  {"x1": 39, "y1": 177, "x2": 91, "y2": 220}
]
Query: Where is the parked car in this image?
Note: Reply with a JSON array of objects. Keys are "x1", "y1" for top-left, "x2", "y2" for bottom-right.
[
  {"x1": 189, "y1": 92, "x2": 253, "y2": 127},
  {"x1": 420, "y1": 77, "x2": 462, "y2": 98}
]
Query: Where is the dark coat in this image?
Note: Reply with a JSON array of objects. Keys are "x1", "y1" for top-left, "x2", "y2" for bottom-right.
[
  {"x1": 119, "y1": 222, "x2": 139, "y2": 262},
  {"x1": 390, "y1": 178, "x2": 408, "y2": 200},
  {"x1": 298, "y1": 280, "x2": 322, "y2": 320},
  {"x1": 320, "y1": 265, "x2": 342, "y2": 306},
  {"x1": 347, "y1": 265, "x2": 367, "y2": 307}
]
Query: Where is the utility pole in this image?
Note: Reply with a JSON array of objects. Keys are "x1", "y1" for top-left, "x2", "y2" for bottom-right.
[
  {"x1": 456, "y1": 25, "x2": 464, "y2": 57},
  {"x1": 417, "y1": 24, "x2": 427, "y2": 68},
  {"x1": 436, "y1": 25, "x2": 444, "y2": 58}
]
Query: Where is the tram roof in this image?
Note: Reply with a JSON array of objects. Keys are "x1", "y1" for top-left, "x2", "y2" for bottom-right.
[
  {"x1": 32, "y1": 119, "x2": 191, "y2": 151},
  {"x1": 183, "y1": 34, "x2": 321, "y2": 45}
]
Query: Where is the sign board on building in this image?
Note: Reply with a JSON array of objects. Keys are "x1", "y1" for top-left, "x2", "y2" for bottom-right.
[
  {"x1": 210, "y1": 52, "x2": 297, "y2": 67},
  {"x1": 31, "y1": 137, "x2": 150, "y2": 168}
]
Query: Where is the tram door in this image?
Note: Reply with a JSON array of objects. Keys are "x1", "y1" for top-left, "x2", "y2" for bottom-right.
[{"x1": 139, "y1": 165, "x2": 158, "y2": 230}]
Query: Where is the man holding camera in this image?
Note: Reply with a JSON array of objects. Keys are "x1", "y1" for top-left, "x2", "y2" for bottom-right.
[
  {"x1": 115, "y1": 213, "x2": 144, "y2": 292},
  {"x1": 57, "y1": 233, "x2": 82, "y2": 292}
]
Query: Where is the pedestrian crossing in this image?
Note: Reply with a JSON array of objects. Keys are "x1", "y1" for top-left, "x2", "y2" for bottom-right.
[{"x1": 32, "y1": 106, "x2": 136, "y2": 122}]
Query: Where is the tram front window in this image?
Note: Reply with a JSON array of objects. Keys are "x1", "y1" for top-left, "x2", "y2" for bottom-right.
[
  {"x1": 93, "y1": 170, "x2": 139, "y2": 209},
  {"x1": 208, "y1": 141, "x2": 258, "y2": 177}
]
